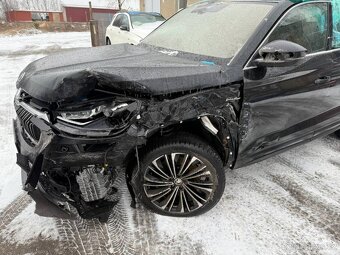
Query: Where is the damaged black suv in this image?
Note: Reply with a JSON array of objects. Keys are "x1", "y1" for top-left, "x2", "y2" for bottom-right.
[{"x1": 14, "y1": 0, "x2": 340, "y2": 219}]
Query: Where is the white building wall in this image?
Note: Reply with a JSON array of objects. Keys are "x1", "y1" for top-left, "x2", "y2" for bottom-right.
[
  {"x1": 144, "y1": 0, "x2": 161, "y2": 13},
  {"x1": 122, "y1": 0, "x2": 140, "y2": 10}
]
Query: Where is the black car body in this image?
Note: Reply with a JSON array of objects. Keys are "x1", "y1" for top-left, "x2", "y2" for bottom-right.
[{"x1": 14, "y1": 0, "x2": 340, "y2": 219}]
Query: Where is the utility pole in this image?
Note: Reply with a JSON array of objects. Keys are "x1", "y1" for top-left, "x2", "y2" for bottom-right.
[{"x1": 89, "y1": 1, "x2": 99, "y2": 47}]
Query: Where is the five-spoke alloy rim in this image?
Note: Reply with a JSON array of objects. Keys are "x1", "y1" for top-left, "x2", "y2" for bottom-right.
[{"x1": 143, "y1": 153, "x2": 216, "y2": 214}]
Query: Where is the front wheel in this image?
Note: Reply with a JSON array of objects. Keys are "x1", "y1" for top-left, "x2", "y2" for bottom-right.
[
  {"x1": 106, "y1": 37, "x2": 111, "y2": 45},
  {"x1": 133, "y1": 134, "x2": 226, "y2": 217}
]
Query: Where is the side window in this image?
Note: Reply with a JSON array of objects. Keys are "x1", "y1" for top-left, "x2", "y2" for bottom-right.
[
  {"x1": 332, "y1": 0, "x2": 340, "y2": 48},
  {"x1": 113, "y1": 15, "x2": 123, "y2": 27},
  {"x1": 121, "y1": 15, "x2": 129, "y2": 29},
  {"x1": 267, "y1": 3, "x2": 328, "y2": 54}
]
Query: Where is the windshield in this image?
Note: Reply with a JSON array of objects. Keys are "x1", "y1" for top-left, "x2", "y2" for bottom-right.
[
  {"x1": 131, "y1": 13, "x2": 165, "y2": 27},
  {"x1": 143, "y1": 1, "x2": 273, "y2": 59}
]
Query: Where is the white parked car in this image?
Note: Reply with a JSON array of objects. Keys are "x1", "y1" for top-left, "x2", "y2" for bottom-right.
[{"x1": 105, "y1": 11, "x2": 165, "y2": 45}]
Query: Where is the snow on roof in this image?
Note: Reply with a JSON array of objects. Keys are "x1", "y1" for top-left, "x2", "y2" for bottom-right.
[
  {"x1": 6, "y1": 0, "x2": 63, "y2": 12},
  {"x1": 61, "y1": 0, "x2": 117, "y2": 8},
  {"x1": 0, "y1": 0, "x2": 139, "y2": 16},
  {"x1": 61, "y1": 0, "x2": 114, "y2": 8},
  {"x1": 61, "y1": 0, "x2": 139, "y2": 10}
]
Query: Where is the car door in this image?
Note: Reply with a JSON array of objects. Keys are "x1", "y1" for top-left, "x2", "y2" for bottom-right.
[
  {"x1": 118, "y1": 14, "x2": 133, "y2": 44},
  {"x1": 236, "y1": 1, "x2": 340, "y2": 166},
  {"x1": 107, "y1": 14, "x2": 123, "y2": 44}
]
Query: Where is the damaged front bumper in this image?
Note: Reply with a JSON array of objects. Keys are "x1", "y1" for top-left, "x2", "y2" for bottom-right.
[
  {"x1": 14, "y1": 100, "x2": 54, "y2": 189},
  {"x1": 13, "y1": 98, "x2": 139, "y2": 220},
  {"x1": 13, "y1": 81, "x2": 242, "y2": 220}
]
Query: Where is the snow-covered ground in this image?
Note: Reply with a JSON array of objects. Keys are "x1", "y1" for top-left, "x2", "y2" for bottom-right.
[{"x1": 0, "y1": 32, "x2": 339, "y2": 255}]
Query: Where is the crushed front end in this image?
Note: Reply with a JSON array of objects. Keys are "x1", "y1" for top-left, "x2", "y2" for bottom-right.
[
  {"x1": 13, "y1": 89, "x2": 143, "y2": 220},
  {"x1": 13, "y1": 44, "x2": 242, "y2": 220}
]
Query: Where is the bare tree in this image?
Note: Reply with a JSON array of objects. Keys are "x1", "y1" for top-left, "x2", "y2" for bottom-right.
[
  {"x1": 0, "y1": 0, "x2": 17, "y2": 12},
  {"x1": 25, "y1": 0, "x2": 60, "y2": 11},
  {"x1": 0, "y1": 0, "x2": 61, "y2": 21},
  {"x1": 0, "y1": 0, "x2": 18, "y2": 21},
  {"x1": 108, "y1": 0, "x2": 126, "y2": 10},
  {"x1": 118, "y1": 0, "x2": 126, "y2": 10},
  {"x1": 21, "y1": 0, "x2": 31, "y2": 9}
]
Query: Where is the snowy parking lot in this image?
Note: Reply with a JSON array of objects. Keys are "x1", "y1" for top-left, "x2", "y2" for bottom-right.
[{"x1": 0, "y1": 32, "x2": 339, "y2": 255}]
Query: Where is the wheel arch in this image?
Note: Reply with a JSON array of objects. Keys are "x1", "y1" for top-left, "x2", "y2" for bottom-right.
[
  {"x1": 105, "y1": 36, "x2": 111, "y2": 44},
  {"x1": 123, "y1": 116, "x2": 235, "y2": 206},
  {"x1": 125, "y1": 116, "x2": 232, "y2": 179},
  {"x1": 124, "y1": 118, "x2": 229, "y2": 215}
]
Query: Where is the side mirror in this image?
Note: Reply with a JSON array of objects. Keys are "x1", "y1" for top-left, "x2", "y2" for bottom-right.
[
  {"x1": 254, "y1": 40, "x2": 307, "y2": 67},
  {"x1": 120, "y1": 25, "x2": 129, "y2": 31}
]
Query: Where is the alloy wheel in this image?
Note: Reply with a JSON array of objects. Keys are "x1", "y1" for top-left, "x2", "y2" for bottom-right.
[{"x1": 143, "y1": 153, "x2": 217, "y2": 214}]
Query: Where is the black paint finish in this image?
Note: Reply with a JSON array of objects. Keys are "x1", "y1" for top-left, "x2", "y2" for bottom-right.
[
  {"x1": 239, "y1": 50, "x2": 340, "y2": 167},
  {"x1": 13, "y1": 0, "x2": 340, "y2": 218},
  {"x1": 17, "y1": 43, "x2": 236, "y2": 102}
]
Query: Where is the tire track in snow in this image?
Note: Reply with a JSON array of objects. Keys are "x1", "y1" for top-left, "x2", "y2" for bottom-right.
[
  {"x1": 132, "y1": 204, "x2": 159, "y2": 255},
  {"x1": 54, "y1": 172, "x2": 134, "y2": 255},
  {"x1": 0, "y1": 192, "x2": 32, "y2": 229},
  {"x1": 229, "y1": 173, "x2": 336, "y2": 255},
  {"x1": 106, "y1": 173, "x2": 135, "y2": 255},
  {"x1": 0, "y1": 238, "x2": 65, "y2": 255},
  {"x1": 239, "y1": 169, "x2": 340, "y2": 253},
  {"x1": 132, "y1": 203, "x2": 206, "y2": 255},
  {"x1": 276, "y1": 156, "x2": 340, "y2": 202},
  {"x1": 54, "y1": 170, "x2": 205, "y2": 255},
  {"x1": 272, "y1": 175, "x2": 340, "y2": 242},
  {"x1": 55, "y1": 204, "x2": 114, "y2": 255}
]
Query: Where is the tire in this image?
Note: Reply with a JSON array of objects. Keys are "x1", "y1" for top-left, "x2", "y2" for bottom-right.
[
  {"x1": 133, "y1": 133, "x2": 226, "y2": 217},
  {"x1": 106, "y1": 38, "x2": 111, "y2": 45},
  {"x1": 335, "y1": 130, "x2": 340, "y2": 138}
]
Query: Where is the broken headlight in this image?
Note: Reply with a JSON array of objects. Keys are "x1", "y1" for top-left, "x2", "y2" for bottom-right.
[
  {"x1": 60, "y1": 105, "x2": 104, "y2": 120},
  {"x1": 57, "y1": 103, "x2": 134, "y2": 126}
]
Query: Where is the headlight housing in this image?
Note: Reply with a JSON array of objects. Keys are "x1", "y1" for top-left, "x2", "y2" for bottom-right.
[
  {"x1": 57, "y1": 103, "x2": 132, "y2": 126},
  {"x1": 60, "y1": 106, "x2": 104, "y2": 120}
]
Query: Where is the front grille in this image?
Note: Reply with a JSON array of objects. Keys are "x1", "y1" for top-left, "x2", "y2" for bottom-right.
[{"x1": 16, "y1": 106, "x2": 41, "y2": 142}]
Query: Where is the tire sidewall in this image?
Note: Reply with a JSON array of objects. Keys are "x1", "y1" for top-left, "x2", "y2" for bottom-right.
[{"x1": 135, "y1": 142, "x2": 225, "y2": 217}]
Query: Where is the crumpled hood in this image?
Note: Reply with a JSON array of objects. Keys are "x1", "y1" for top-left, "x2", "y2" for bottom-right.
[{"x1": 17, "y1": 44, "x2": 238, "y2": 103}]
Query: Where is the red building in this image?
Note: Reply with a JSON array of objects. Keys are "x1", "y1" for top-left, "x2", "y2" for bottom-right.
[
  {"x1": 6, "y1": 10, "x2": 64, "y2": 22},
  {"x1": 63, "y1": 6, "x2": 116, "y2": 22}
]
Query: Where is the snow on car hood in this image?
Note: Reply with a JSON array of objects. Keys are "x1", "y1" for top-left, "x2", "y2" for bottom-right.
[
  {"x1": 17, "y1": 44, "x2": 240, "y2": 103},
  {"x1": 131, "y1": 21, "x2": 164, "y2": 39}
]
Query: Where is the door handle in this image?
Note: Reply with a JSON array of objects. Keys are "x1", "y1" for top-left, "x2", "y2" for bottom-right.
[{"x1": 315, "y1": 76, "x2": 331, "y2": 85}]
